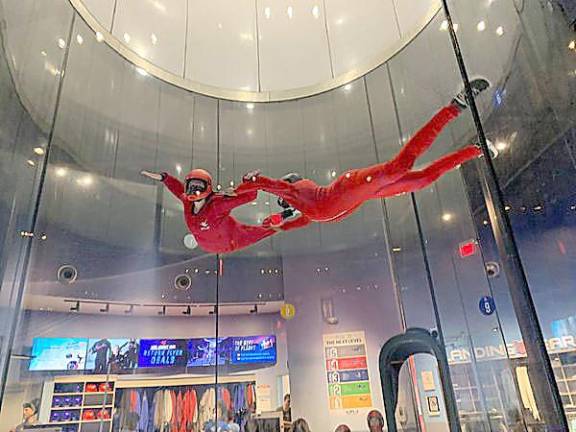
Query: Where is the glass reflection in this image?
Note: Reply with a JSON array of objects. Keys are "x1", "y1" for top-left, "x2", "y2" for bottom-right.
[{"x1": 0, "y1": 0, "x2": 575, "y2": 431}]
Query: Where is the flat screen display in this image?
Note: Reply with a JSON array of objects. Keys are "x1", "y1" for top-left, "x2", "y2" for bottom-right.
[
  {"x1": 86, "y1": 338, "x2": 139, "y2": 373},
  {"x1": 29, "y1": 338, "x2": 88, "y2": 371},
  {"x1": 187, "y1": 337, "x2": 232, "y2": 367},
  {"x1": 139, "y1": 339, "x2": 188, "y2": 368},
  {"x1": 29, "y1": 335, "x2": 276, "y2": 371},
  {"x1": 231, "y1": 335, "x2": 276, "y2": 365},
  {"x1": 187, "y1": 335, "x2": 276, "y2": 367}
]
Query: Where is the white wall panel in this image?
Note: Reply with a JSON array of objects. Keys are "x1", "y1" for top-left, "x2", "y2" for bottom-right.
[
  {"x1": 393, "y1": 0, "x2": 438, "y2": 38},
  {"x1": 81, "y1": 0, "x2": 115, "y2": 30},
  {"x1": 74, "y1": 0, "x2": 441, "y2": 93},
  {"x1": 113, "y1": 0, "x2": 186, "y2": 76},
  {"x1": 186, "y1": 0, "x2": 258, "y2": 91},
  {"x1": 258, "y1": 0, "x2": 332, "y2": 91},
  {"x1": 325, "y1": 0, "x2": 401, "y2": 77}
]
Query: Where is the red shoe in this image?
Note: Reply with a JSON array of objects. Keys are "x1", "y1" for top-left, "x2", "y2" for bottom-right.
[
  {"x1": 85, "y1": 384, "x2": 98, "y2": 393},
  {"x1": 82, "y1": 410, "x2": 96, "y2": 421},
  {"x1": 97, "y1": 409, "x2": 110, "y2": 419},
  {"x1": 98, "y1": 383, "x2": 112, "y2": 392}
]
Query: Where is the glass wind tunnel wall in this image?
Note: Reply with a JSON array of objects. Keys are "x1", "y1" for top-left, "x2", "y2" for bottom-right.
[{"x1": 0, "y1": 0, "x2": 575, "y2": 431}]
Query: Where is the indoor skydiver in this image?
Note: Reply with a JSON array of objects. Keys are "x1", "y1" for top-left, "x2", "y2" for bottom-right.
[
  {"x1": 140, "y1": 168, "x2": 308, "y2": 253},
  {"x1": 142, "y1": 78, "x2": 489, "y2": 254},
  {"x1": 236, "y1": 79, "x2": 491, "y2": 229}
]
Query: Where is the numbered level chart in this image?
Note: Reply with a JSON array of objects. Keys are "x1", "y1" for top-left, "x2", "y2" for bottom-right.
[
  {"x1": 327, "y1": 369, "x2": 369, "y2": 383},
  {"x1": 329, "y1": 381, "x2": 371, "y2": 396},
  {"x1": 323, "y1": 331, "x2": 373, "y2": 412},
  {"x1": 329, "y1": 394, "x2": 373, "y2": 410},
  {"x1": 326, "y1": 356, "x2": 368, "y2": 371}
]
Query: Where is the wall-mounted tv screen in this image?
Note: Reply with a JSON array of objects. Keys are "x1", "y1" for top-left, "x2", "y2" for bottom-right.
[
  {"x1": 86, "y1": 338, "x2": 139, "y2": 373},
  {"x1": 187, "y1": 335, "x2": 276, "y2": 367},
  {"x1": 139, "y1": 339, "x2": 188, "y2": 368},
  {"x1": 187, "y1": 337, "x2": 232, "y2": 367},
  {"x1": 29, "y1": 338, "x2": 88, "y2": 371},
  {"x1": 29, "y1": 334, "x2": 276, "y2": 371},
  {"x1": 231, "y1": 335, "x2": 277, "y2": 365}
]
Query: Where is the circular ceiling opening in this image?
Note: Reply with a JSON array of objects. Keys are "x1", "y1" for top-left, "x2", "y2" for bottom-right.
[{"x1": 73, "y1": 0, "x2": 440, "y2": 100}]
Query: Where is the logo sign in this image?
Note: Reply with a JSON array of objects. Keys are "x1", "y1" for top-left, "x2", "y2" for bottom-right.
[
  {"x1": 479, "y1": 296, "x2": 496, "y2": 316},
  {"x1": 280, "y1": 303, "x2": 296, "y2": 320}
]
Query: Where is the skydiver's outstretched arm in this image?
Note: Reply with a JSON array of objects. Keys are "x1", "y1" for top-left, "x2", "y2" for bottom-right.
[
  {"x1": 141, "y1": 170, "x2": 185, "y2": 201},
  {"x1": 235, "y1": 170, "x2": 300, "y2": 197},
  {"x1": 217, "y1": 189, "x2": 259, "y2": 213}
]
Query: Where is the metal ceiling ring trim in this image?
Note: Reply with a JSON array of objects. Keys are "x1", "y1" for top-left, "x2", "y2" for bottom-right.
[{"x1": 68, "y1": 0, "x2": 442, "y2": 102}]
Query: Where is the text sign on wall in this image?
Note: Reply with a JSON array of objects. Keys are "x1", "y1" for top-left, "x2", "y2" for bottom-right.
[{"x1": 323, "y1": 331, "x2": 373, "y2": 414}]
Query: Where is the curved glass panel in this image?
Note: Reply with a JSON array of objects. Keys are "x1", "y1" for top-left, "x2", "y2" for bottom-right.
[{"x1": 0, "y1": 0, "x2": 574, "y2": 431}]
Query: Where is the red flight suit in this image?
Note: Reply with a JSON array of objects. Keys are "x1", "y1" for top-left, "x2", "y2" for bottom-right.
[
  {"x1": 162, "y1": 174, "x2": 306, "y2": 253},
  {"x1": 236, "y1": 104, "x2": 480, "y2": 224}
]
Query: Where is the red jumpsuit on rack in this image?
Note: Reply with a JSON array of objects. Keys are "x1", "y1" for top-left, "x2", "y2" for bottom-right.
[
  {"x1": 236, "y1": 104, "x2": 481, "y2": 225},
  {"x1": 162, "y1": 174, "x2": 307, "y2": 253}
]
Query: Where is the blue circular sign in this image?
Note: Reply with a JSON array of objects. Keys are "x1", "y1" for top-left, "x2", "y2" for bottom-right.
[{"x1": 479, "y1": 296, "x2": 496, "y2": 316}]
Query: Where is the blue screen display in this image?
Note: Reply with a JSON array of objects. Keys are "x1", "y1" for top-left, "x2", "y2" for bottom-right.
[
  {"x1": 138, "y1": 339, "x2": 188, "y2": 368},
  {"x1": 187, "y1": 337, "x2": 231, "y2": 367},
  {"x1": 230, "y1": 335, "x2": 276, "y2": 364},
  {"x1": 187, "y1": 335, "x2": 276, "y2": 367},
  {"x1": 29, "y1": 338, "x2": 89, "y2": 371}
]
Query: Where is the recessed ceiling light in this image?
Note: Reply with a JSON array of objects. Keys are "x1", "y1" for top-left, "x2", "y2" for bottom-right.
[
  {"x1": 496, "y1": 26, "x2": 504, "y2": 36},
  {"x1": 27, "y1": 159, "x2": 35, "y2": 167},
  {"x1": 264, "y1": 7, "x2": 271, "y2": 19},
  {"x1": 123, "y1": 33, "x2": 131, "y2": 43},
  {"x1": 477, "y1": 21, "x2": 486, "y2": 32},
  {"x1": 96, "y1": 32, "x2": 104, "y2": 42},
  {"x1": 442, "y1": 213, "x2": 453, "y2": 222},
  {"x1": 55, "y1": 167, "x2": 67, "y2": 177},
  {"x1": 33, "y1": 147, "x2": 45, "y2": 155},
  {"x1": 312, "y1": 5, "x2": 320, "y2": 18},
  {"x1": 76, "y1": 34, "x2": 84, "y2": 45},
  {"x1": 77, "y1": 175, "x2": 93, "y2": 187},
  {"x1": 57, "y1": 38, "x2": 66, "y2": 49},
  {"x1": 151, "y1": 33, "x2": 158, "y2": 45}
]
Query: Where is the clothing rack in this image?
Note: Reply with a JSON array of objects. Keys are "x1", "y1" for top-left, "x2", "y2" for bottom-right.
[{"x1": 115, "y1": 376, "x2": 257, "y2": 432}]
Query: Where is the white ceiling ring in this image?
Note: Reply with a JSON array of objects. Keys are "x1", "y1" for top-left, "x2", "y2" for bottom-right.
[{"x1": 69, "y1": 0, "x2": 442, "y2": 102}]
